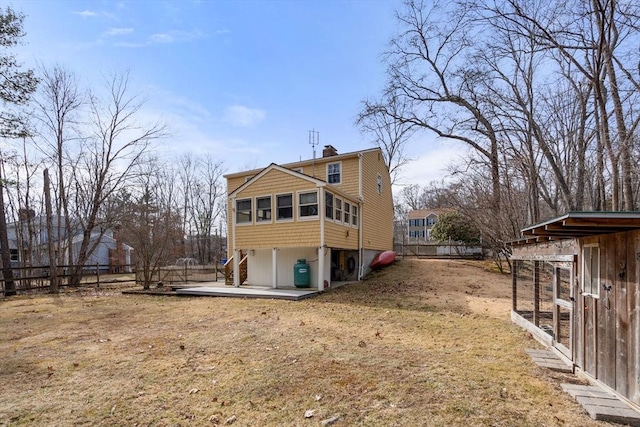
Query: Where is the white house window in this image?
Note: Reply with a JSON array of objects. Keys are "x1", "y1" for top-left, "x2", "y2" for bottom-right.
[
  {"x1": 344, "y1": 202, "x2": 350, "y2": 225},
  {"x1": 236, "y1": 198, "x2": 252, "y2": 224},
  {"x1": 351, "y1": 205, "x2": 358, "y2": 227},
  {"x1": 244, "y1": 175, "x2": 254, "y2": 182},
  {"x1": 299, "y1": 191, "x2": 318, "y2": 218},
  {"x1": 335, "y1": 198, "x2": 342, "y2": 223},
  {"x1": 291, "y1": 167, "x2": 303, "y2": 173},
  {"x1": 276, "y1": 193, "x2": 293, "y2": 221},
  {"x1": 427, "y1": 217, "x2": 436, "y2": 225},
  {"x1": 582, "y1": 245, "x2": 600, "y2": 297},
  {"x1": 377, "y1": 173, "x2": 382, "y2": 194},
  {"x1": 325, "y1": 192, "x2": 334, "y2": 220},
  {"x1": 256, "y1": 196, "x2": 272, "y2": 222},
  {"x1": 327, "y1": 162, "x2": 341, "y2": 184}
]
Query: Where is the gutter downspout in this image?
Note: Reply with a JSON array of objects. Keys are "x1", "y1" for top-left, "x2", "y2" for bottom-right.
[{"x1": 358, "y1": 153, "x2": 364, "y2": 280}]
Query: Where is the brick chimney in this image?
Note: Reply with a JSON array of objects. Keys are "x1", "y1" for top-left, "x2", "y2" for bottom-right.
[{"x1": 322, "y1": 145, "x2": 338, "y2": 157}]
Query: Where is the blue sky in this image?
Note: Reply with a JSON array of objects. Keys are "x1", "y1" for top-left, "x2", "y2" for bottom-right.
[{"x1": 14, "y1": 0, "x2": 463, "y2": 189}]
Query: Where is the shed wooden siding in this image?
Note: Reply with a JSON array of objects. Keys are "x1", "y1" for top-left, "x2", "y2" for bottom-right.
[
  {"x1": 574, "y1": 230, "x2": 640, "y2": 405},
  {"x1": 360, "y1": 150, "x2": 393, "y2": 251},
  {"x1": 230, "y1": 169, "x2": 321, "y2": 251}
]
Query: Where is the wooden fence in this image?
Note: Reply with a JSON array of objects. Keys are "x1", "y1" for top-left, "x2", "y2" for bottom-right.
[
  {"x1": 1, "y1": 262, "x2": 227, "y2": 295},
  {"x1": 139, "y1": 264, "x2": 223, "y2": 286},
  {"x1": 394, "y1": 243, "x2": 486, "y2": 259},
  {"x1": 0, "y1": 264, "x2": 135, "y2": 295}
]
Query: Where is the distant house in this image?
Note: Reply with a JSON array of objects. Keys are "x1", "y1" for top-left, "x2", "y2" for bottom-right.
[
  {"x1": 69, "y1": 231, "x2": 133, "y2": 272},
  {"x1": 510, "y1": 211, "x2": 640, "y2": 408},
  {"x1": 224, "y1": 145, "x2": 394, "y2": 290},
  {"x1": 3, "y1": 216, "x2": 132, "y2": 272},
  {"x1": 406, "y1": 208, "x2": 452, "y2": 243}
]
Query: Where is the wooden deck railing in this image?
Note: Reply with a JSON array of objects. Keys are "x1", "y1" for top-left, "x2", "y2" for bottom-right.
[{"x1": 224, "y1": 251, "x2": 248, "y2": 286}]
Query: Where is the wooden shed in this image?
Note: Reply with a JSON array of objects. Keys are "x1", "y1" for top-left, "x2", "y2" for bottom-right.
[{"x1": 510, "y1": 212, "x2": 640, "y2": 408}]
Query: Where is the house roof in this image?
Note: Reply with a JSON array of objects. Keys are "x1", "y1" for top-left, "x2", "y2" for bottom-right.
[
  {"x1": 223, "y1": 147, "x2": 382, "y2": 179},
  {"x1": 510, "y1": 211, "x2": 640, "y2": 246},
  {"x1": 407, "y1": 208, "x2": 454, "y2": 220},
  {"x1": 228, "y1": 163, "x2": 358, "y2": 203}
]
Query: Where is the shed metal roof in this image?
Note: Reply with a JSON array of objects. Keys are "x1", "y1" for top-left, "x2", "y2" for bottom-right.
[{"x1": 510, "y1": 211, "x2": 640, "y2": 246}]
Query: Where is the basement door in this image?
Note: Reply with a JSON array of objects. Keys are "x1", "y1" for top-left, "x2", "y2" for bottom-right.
[{"x1": 552, "y1": 259, "x2": 576, "y2": 360}]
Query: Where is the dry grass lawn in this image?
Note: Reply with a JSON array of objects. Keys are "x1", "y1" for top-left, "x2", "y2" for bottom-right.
[{"x1": 0, "y1": 259, "x2": 607, "y2": 426}]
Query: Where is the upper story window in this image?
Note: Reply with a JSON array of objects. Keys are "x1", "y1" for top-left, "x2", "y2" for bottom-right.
[
  {"x1": 276, "y1": 193, "x2": 293, "y2": 221},
  {"x1": 244, "y1": 175, "x2": 254, "y2": 183},
  {"x1": 344, "y1": 202, "x2": 350, "y2": 225},
  {"x1": 351, "y1": 205, "x2": 358, "y2": 227},
  {"x1": 325, "y1": 192, "x2": 334, "y2": 220},
  {"x1": 583, "y1": 244, "x2": 600, "y2": 297},
  {"x1": 427, "y1": 217, "x2": 436, "y2": 226},
  {"x1": 299, "y1": 191, "x2": 319, "y2": 218},
  {"x1": 377, "y1": 173, "x2": 382, "y2": 194},
  {"x1": 327, "y1": 162, "x2": 341, "y2": 184},
  {"x1": 291, "y1": 167, "x2": 303, "y2": 173},
  {"x1": 256, "y1": 196, "x2": 272, "y2": 223},
  {"x1": 236, "y1": 198, "x2": 252, "y2": 224},
  {"x1": 335, "y1": 198, "x2": 343, "y2": 222}
]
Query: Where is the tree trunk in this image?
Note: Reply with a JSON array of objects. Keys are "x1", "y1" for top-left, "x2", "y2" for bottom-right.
[
  {"x1": 44, "y1": 169, "x2": 59, "y2": 293},
  {"x1": 0, "y1": 164, "x2": 16, "y2": 296}
]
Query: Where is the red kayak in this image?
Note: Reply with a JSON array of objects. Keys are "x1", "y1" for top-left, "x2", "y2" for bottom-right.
[{"x1": 370, "y1": 251, "x2": 397, "y2": 269}]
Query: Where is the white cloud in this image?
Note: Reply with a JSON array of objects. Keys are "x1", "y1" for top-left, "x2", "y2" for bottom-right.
[
  {"x1": 73, "y1": 10, "x2": 98, "y2": 17},
  {"x1": 150, "y1": 33, "x2": 174, "y2": 43},
  {"x1": 103, "y1": 27, "x2": 134, "y2": 37},
  {"x1": 72, "y1": 10, "x2": 117, "y2": 20},
  {"x1": 149, "y1": 30, "x2": 204, "y2": 44},
  {"x1": 223, "y1": 105, "x2": 266, "y2": 127}
]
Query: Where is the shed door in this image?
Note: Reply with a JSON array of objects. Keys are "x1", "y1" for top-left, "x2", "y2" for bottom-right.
[{"x1": 553, "y1": 262, "x2": 575, "y2": 360}]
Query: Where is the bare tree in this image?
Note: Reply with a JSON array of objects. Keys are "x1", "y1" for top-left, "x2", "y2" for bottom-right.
[
  {"x1": 67, "y1": 71, "x2": 166, "y2": 285},
  {"x1": 357, "y1": 92, "x2": 416, "y2": 184},
  {"x1": 33, "y1": 66, "x2": 84, "y2": 270},
  {"x1": 179, "y1": 154, "x2": 225, "y2": 264},
  {"x1": 116, "y1": 158, "x2": 182, "y2": 289},
  {"x1": 0, "y1": 7, "x2": 38, "y2": 296}
]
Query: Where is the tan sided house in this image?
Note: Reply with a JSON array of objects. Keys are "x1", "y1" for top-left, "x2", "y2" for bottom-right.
[{"x1": 224, "y1": 145, "x2": 394, "y2": 290}]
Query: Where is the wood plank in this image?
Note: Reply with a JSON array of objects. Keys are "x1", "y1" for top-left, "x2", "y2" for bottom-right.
[
  {"x1": 598, "y1": 234, "x2": 616, "y2": 388},
  {"x1": 629, "y1": 230, "x2": 640, "y2": 405},
  {"x1": 616, "y1": 231, "x2": 629, "y2": 398}
]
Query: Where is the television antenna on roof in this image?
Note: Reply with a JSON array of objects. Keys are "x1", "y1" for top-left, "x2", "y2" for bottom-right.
[
  {"x1": 309, "y1": 129, "x2": 319, "y2": 159},
  {"x1": 309, "y1": 129, "x2": 319, "y2": 177}
]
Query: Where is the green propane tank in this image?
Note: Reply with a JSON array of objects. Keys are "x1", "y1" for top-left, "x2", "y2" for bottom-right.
[{"x1": 294, "y1": 259, "x2": 311, "y2": 288}]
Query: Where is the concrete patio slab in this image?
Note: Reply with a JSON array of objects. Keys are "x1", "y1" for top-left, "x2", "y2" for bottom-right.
[{"x1": 175, "y1": 286, "x2": 319, "y2": 301}]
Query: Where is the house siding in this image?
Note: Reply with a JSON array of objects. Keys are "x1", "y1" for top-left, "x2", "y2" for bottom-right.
[
  {"x1": 230, "y1": 169, "x2": 321, "y2": 252},
  {"x1": 324, "y1": 219, "x2": 358, "y2": 250},
  {"x1": 360, "y1": 150, "x2": 393, "y2": 251}
]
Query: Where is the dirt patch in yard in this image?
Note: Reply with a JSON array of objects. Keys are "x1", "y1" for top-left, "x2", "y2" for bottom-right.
[{"x1": 0, "y1": 259, "x2": 604, "y2": 426}]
